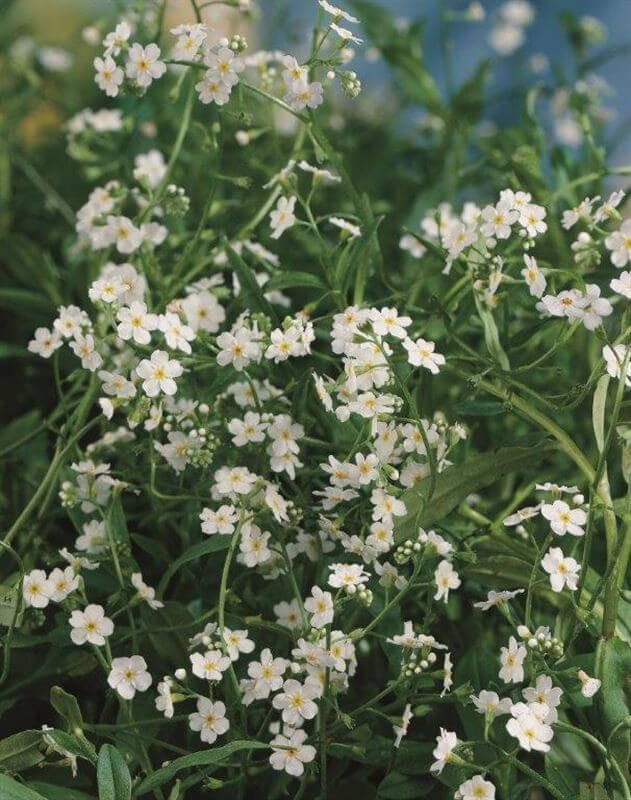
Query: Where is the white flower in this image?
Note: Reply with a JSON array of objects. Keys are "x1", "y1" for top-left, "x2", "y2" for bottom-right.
[
  {"x1": 393, "y1": 703, "x2": 413, "y2": 748},
  {"x1": 400, "y1": 233, "x2": 426, "y2": 258},
  {"x1": 481, "y1": 201, "x2": 518, "y2": 239},
  {"x1": 181, "y1": 291, "x2": 225, "y2": 332},
  {"x1": 158, "y1": 312, "x2": 196, "y2": 354},
  {"x1": 76, "y1": 519, "x2": 107, "y2": 553},
  {"x1": 471, "y1": 690, "x2": 512, "y2": 717},
  {"x1": 222, "y1": 627, "x2": 255, "y2": 661},
  {"x1": 522, "y1": 675, "x2": 563, "y2": 723},
  {"x1": 506, "y1": 705, "x2": 554, "y2": 752},
  {"x1": 521, "y1": 254, "x2": 546, "y2": 298},
  {"x1": 274, "y1": 599, "x2": 303, "y2": 630},
  {"x1": 603, "y1": 344, "x2": 631, "y2": 387},
  {"x1": 281, "y1": 56, "x2": 308, "y2": 89},
  {"x1": 434, "y1": 560, "x2": 461, "y2": 603},
  {"x1": 605, "y1": 219, "x2": 631, "y2": 268},
  {"x1": 214, "y1": 466, "x2": 257, "y2": 496},
  {"x1": 369, "y1": 307, "x2": 411, "y2": 339},
  {"x1": 216, "y1": 329, "x2": 261, "y2": 371},
  {"x1": 69, "y1": 604, "x2": 114, "y2": 646},
  {"x1": 285, "y1": 80, "x2": 324, "y2": 110},
  {"x1": 23, "y1": 569, "x2": 51, "y2": 608},
  {"x1": 126, "y1": 43, "x2": 166, "y2": 88},
  {"x1": 136, "y1": 350, "x2": 183, "y2": 397},
  {"x1": 104, "y1": 215, "x2": 143, "y2": 254},
  {"x1": 304, "y1": 586, "x2": 334, "y2": 629},
  {"x1": 133, "y1": 150, "x2": 166, "y2": 189},
  {"x1": 239, "y1": 524, "x2": 272, "y2": 567},
  {"x1": 319, "y1": 0, "x2": 358, "y2": 23},
  {"x1": 541, "y1": 499, "x2": 586, "y2": 537},
  {"x1": 94, "y1": 55, "x2": 124, "y2": 97},
  {"x1": 330, "y1": 21, "x2": 363, "y2": 44},
  {"x1": 578, "y1": 669, "x2": 601, "y2": 698},
  {"x1": 403, "y1": 337, "x2": 445, "y2": 372},
  {"x1": 190, "y1": 649, "x2": 231, "y2": 681},
  {"x1": 270, "y1": 196, "x2": 297, "y2": 239},
  {"x1": 155, "y1": 680, "x2": 175, "y2": 718},
  {"x1": 370, "y1": 487, "x2": 406, "y2": 523},
  {"x1": 246, "y1": 648, "x2": 288, "y2": 699},
  {"x1": 499, "y1": 636, "x2": 527, "y2": 684},
  {"x1": 489, "y1": 23, "x2": 524, "y2": 55},
  {"x1": 611, "y1": 271, "x2": 631, "y2": 299},
  {"x1": 594, "y1": 190, "x2": 624, "y2": 223},
  {"x1": 170, "y1": 23, "x2": 207, "y2": 61},
  {"x1": 117, "y1": 302, "x2": 158, "y2": 345},
  {"x1": 131, "y1": 572, "x2": 163, "y2": 609},
  {"x1": 47, "y1": 566, "x2": 79, "y2": 602},
  {"x1": 541, "y1": 547, "x2": 580, "y2": 592},
  {"x1": 195, "y1": 73, "x2": 231, "y2": 105},
  {"x1": 329, "y1": 216, "x2": 361, "y2": 238},
  {"x1": 503, "y1": 505, "x2": 540, "y2": 526},
  {"x1": 577, "y1": 284, "x2": 612, "y2": 331},
  {"x1": 269, "y1": 728, "x2": 316, "y2": 777},
  {"x1": 69, "y1": 333, "x2": 103, "y2": 372},
  {"x1": 98, "y1": 370, "x2": 136, "y2": 399},
  {"x1": 200, "y1": 504, "x2": 238, "y2": 535},
  {"x1": 189, "y1": 698, "x2": 230, "y2": 743},
  {"x1": 265, "y1": 485, "x2": 290, "y2": 523},
  {"x1": 204, "y1": 46, "x2": 244, "y2": 87},
  {"x1": 28, "y1": 327, "x2": 62, "y2": 359},
  {"x1": 108, "y1": 656, "x2": 152, "y2": 699},
  {"x1": 272, "y1": 679, "x2": 318, "y2": 725},
  {"x1": 457, "y1": 775, "x2": 496, "y2": 800},
  {"x1": 473, "y1": 589, "x2": 524, "y2": 610},
  {"x1": 519, "y1": 203, "x2": 547, "y2": 237},
  {"x1": 103, "y1": 21, "x2": 131, "y2": 57},
  {"x1": 430, "y1": 728, "x2": 458, "y2": 774},
  {"x1": 328, "y1": 563, "x2": 369, "y2": 592}
]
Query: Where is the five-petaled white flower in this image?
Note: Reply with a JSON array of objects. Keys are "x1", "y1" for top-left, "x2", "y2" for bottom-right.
[
  {"x1": 304, "y1": 586, "x2": 334, "y2": 628},
  {"x1": 136, "y1": 350, "x2": 183, "y2": 397},
  {"x1": 499, "y1": 636, "x2": 527, "y2": 684},
  {"x1": 269, "y1": 728, "x2": 316, "y2": 776},
  {"x1": 541, "y1": 500, "x2": 586, "y2": 537},
  {"x1": 69, "y1": 604, "x2": 114, "y2": 646},
  {"x1": 541, "y1": 547, "x2": 580, "y2": 592},
  {"x1": 188, "y1": 698, "x2": 230, "y2": 743},
  {"x1": 126, "y1": 43, "x2": 166, "y2": 88},
  {"x1": 108, "y1": 656, "x2": 152, "y2": 699}
]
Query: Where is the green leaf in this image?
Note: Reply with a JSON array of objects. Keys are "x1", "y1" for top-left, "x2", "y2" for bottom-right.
[
  {"x1": 596, "y1": 636, "x2": 631, "y2": 780},
  {"x1": 50, "y1": 686, "x2": 83, "y2": 732},
  {"x1": 348, "y1": 1, "x2": 442, "y2": 112},
  {"x1": 140, "y1": 601, "x2": 195, "y2": 664},
  {"x1": 28, "y1": 784, "x2": 96, "y2": 800},
  {"x1": 265, "y1": 271, "x2": 326, "y2": 291},
  {"x1": 105, "y1": 497, "x2": 130, "y2": 545},
  {"x1": 223, "y1": 240, "x2": 278, "y2": 322},
  {"x1": 395, "y1": 444, "x2": 555, "y2": 541},
  {"x1": 0, "y1": 410, "x2": 41, "y2": 452},
  {"x1": 0, "y1": 776, "x2": 48, "y2": 800},
  {"x1": 45, "y1": 729, "x2": 97, "y2": 766},
  {"x1": 0, "y1": 288, "x2": 54, "y2": 315},
  {"x1": 0, "y1": 730, "x2": 44, "y2": 771},
  {"x1": 474, "y1": 293, "x2": 510, "y2": 370},
  {"x1": 158, "y1": 536, "x2": 230, "y2": 594},
  {"x1": 452, "y1": 400, "x2": 505, "y2": 417},
  {"x1": 97, "y1": 744, "x2": 131, "y2": 800},
  {"x1": 135, "y1": 740, "x2": 269, "y2": 795},
  {"x1": 377, "y1": 771, "x2": 432, "y2": 799}
]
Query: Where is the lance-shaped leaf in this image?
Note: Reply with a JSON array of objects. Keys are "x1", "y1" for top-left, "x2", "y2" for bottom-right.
[{"x1": 395, "y1": 444, "x2": 555, "y2": 541}]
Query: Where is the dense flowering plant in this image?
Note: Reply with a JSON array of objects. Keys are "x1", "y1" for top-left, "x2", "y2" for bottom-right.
[{"x1": 1, "y1": 0, "x2": 631, "y2": 799}]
